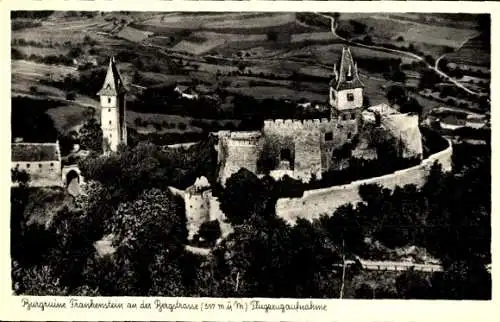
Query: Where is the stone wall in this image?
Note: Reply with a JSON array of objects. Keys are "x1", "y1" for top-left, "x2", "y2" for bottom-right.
[
  {"x1": 217, "y1": 131, "x2": 262, "y2": 186},
  {"x1": 12, "y1": 161, "x2": 62, "y2": 187},
  {"x1": 183, "y1": 139, "x2": 452, "y2": 236},
  {"x1": 275, "y1": 140, "x2": 453, "y2": 224},
  {"x1": 262, "y1": 118, "x2": 358, "y2": 179}
]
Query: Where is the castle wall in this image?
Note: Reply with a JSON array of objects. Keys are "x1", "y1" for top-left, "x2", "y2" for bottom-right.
[
  {"x1": 12, "y1": 160, "x2": 63, "y2": 187},
  {"x1": 262, "y1": 118, "x2": 358, "y2": 178},
  {"x1": 294, "y1": 128, "x2": 322, "y2": 181},
  {"x1": 275, "y1": 140, "x2": 453, "y2": 224}
]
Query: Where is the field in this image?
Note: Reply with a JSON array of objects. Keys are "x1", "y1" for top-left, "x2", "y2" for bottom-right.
[
  {"x1": 444, "y1": 35, "x2": 490, "y2": 67},
  {"x1": 136, "y1": 13, "x2": 298, "y2": 32},
  {"x1": 395, "y1": 24, "x2": 478, "y2": 48},
  {"x1": 117, "y1": 26, "x2": 154, "y2": 43},
  {"x1": 13, "y1": 46, "x2": 66, "y2": 57},
  {"x1": 127, "y1": 111, "x2": 241, "y2": 135},
  {"x1": 225, "y1": 85, "x2": 326, "y2": 102},
  {"x1": 12, "y1": 60, "x2": 77, "y2": 79},
  {"x1": 172, "y1": 39, "x2": 227, "y2": 56},
  {"x1": 338, "y1": 13, "x2": 482, "y2": 57},
  {"x1": 46, "y1": 104, "x2": 95, "y2": 133},
  {"x1": 11, "y1": 60, "x2": 98, "y2": 106},
  {"x1": 11, "y1": 12, "x2": 489, "y2": 146}
]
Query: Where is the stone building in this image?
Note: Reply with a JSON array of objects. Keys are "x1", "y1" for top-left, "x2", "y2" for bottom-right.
[
  {"x1": 215, "y1": 46, "x2": 424, "y2": 186},
  {"x1": 97, "y1": 56, "x2": 128, "y2": 153},
  {"x1": 11, "y1": 141, "x2": 62, "y2": 187}
]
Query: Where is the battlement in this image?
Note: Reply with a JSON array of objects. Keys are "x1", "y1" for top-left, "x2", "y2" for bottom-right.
[
  {"x1": 224, "y1": 131, "x2": 262, "y2": 146},
  {"x1": 213, "y1": 130, "x2": 232, "y2": 138},
  {"x1": 229, "y1": 131, "x2": 262, "y2": 140},
  {"x1": 263, "y1": 118, "x2": 334, "y2": 131}
]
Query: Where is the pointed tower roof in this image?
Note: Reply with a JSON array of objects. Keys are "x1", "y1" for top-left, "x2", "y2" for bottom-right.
[
  {"x1": 331, "y1": 46, "x2": 364, "y2": 91},
  {"x1": 97, "y1": 56, "x2": 127, "y2": 96}
]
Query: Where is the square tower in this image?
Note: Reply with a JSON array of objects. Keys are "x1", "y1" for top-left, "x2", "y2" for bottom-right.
[
  {"x1": 329, "y1": 46, "x2": 364, "y2": 122},
  {"x1": 97, "y1": 57, "x2": 127, "y2": 153}
]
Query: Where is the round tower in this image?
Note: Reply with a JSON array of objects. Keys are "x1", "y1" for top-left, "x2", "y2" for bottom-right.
[{"x1": 184, "y1": 176, "x2": 212, "y2": 241}]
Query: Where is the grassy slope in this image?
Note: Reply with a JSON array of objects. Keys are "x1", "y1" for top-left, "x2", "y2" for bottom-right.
[{"x1": 11, "y1": 12, "x2": 487, "y2": 142}]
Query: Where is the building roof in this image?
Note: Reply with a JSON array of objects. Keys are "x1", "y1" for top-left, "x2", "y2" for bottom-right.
[
  {"x1": 12, "y1": 142, "x2": 61, "y2": 162},
  {"x1": 331, "y1": 46, "x2": 364, "y2": 91},
  {"x1": 97, "y1": 56, "x2": 127, "y2": 96}
]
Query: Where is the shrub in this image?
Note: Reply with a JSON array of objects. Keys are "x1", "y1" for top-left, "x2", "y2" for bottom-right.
[
  {"x1": 66, "y1": 92, "x2": 76, "y2": 101},
  {"x1": 134, "y1": 117, "x2": 143, "y2": 127},
  {"x1": 197, "y1": 220, "x2": 221, "y2": 246}
]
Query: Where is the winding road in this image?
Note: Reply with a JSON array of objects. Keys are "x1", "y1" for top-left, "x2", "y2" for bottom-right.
[{"x1": 313, "y1": 13, "x2": 486, "y2": 99}]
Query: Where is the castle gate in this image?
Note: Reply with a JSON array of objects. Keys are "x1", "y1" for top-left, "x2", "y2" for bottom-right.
[{"x1": 62, "y1": 164, "x2": 83, "y2": 196}]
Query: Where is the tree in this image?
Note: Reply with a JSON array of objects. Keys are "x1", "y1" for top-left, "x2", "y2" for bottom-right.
[
  {"x1": 47, "y1": 206, "x2": 99, "y2": 291},
  {"x1": 386, "y1": 85, "x2": 406, "y2": 105},
  {"x1": 11, "y1": 168, "x2": 30, "y2": 187},
  {"x1": 219, "y1": 169, "x2": 274, "y2": 226},
  {"x1": 396, "y1": 270, "x2": 432, "y2": 299},
  {"x1": 319, "y1": 204, "x2": 365, "y2": 297},
  {"x1": 198, "y1": 220, "x2": 222, "y2": 246},
  {"x1": 82, "y1": 188, "x2": 188, "y2": 296},
  {"x1": 391, "y1": 70, "x2": 407, "y2": 83},
  {"x1": 12, "y1": 262, "x2": 68, "y2": 295},
  {"x1": 267, "y1": 30, "x2": 278, "y2": 42},
  {"x1": 419, "y1": 69, "x2": 441, "y2": 89},
  {"x1": 355, "y1": 283, "x2": 374, "y2": 299},
  {"x1": 212, "y1": 213, "x2": 341, "y2": 298},
  {"x1": 66, "y1": 91, "x2": 76, "y2": 100},
  {"x1": 68, "y1": 47, "x2": 83, "y2": 59},
  {"x1": 78, "y1": 118, "x2": 103, "y2": 152},
  {"x1": 111, "y1": 188, "x2": 187, "y2": 253}
]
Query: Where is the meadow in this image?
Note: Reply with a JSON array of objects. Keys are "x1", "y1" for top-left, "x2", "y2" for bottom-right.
[
  {"x1": 11, "y1": 11, "x2": 488, "y2": 146},
  {"x1": 444, "y1": 35, "x2": 490, "y2": 67}
]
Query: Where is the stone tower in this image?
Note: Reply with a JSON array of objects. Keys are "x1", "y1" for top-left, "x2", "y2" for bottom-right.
[
  {"x1": 329, "y1": 46, "x2": 364, "y2": 120},
  {"x1": 97, "y1": 56, "x2": 127, "y2": 153}
]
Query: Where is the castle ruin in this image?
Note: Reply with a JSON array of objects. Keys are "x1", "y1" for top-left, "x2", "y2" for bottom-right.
[
  {"x1": 215, "y1": 46, "x2": 423, "y2": 186},
  {"x1": 181, "y1": 46, "x2": 433, "y2": 241}
]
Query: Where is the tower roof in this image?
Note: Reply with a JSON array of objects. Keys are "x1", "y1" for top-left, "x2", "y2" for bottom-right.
[
  {"x1": 97, "y1": 56, "x2": 127, "y2": 96},
  {"x1": 331, "y1": 46, "x2": 364, "y2": 91}
]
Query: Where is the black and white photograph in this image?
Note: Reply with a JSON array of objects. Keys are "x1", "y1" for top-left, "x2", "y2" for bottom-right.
[{"x1": 10, "y1": 10, "x2": 491, "y2": 300}]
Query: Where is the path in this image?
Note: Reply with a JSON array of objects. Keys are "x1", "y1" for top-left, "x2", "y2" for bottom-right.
[
  {"x1": 313, "y1": 13, "x2": 485, "y2": 99},
  {"x1": 333, "y1": 258, "x2": 443, "y2": 272}
]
